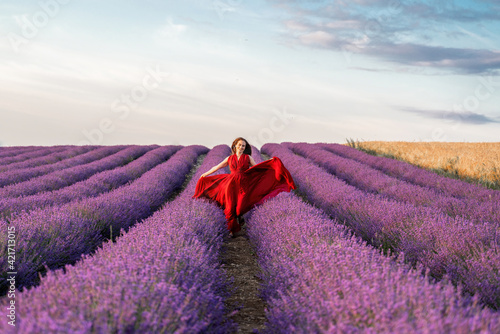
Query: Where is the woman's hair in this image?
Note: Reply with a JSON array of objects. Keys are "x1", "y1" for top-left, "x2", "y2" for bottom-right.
[{"x1": 231, "y1": 137, "x2": 252, "y2": 155}]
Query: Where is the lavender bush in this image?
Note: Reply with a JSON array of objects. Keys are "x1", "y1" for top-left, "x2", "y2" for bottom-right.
[
  {"x1": 246, "y1": 192, "x2": 500, "y2": 333},
  {"x1": 0, "y1": 145, "x2": 206, "y2": 293},
  {"x1": 0, "y1": 145, "x2": 96, "y2": 175},
  {"x1": 288, "y1": 143, "x2": 499, "y2": 225},
  {"x1": 0, "y1": 146, "x2": 67, "y2": 165},
  {"x1": 0, "y1": 146, "x2": 111, "y2": 187},
  {"x1": 0, "y1": 147, "x2": 34, "y2": 160},
  {"x1": 0, "y1": 145, "x2": 180, "y2": 217},
  {"x1": 0, "y1": 146, "x2": 148, "y2": 198},
  {"x1": 0, "y1": 145, "x2": 235, "y2": 333},
  {"x1": 0, "y1": 142, "x2": 498, "y2": 332},
  {"x1": 262, "y1": 143, "x2": 500, "y2": 309},
  {"x1": 320, "y1": 143, "x2": 500, "y2": 203}
]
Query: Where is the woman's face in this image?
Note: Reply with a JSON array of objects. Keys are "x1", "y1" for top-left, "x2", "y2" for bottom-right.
[{"x1": 235, "y1": 140, "x2": 246, "y2": 155}]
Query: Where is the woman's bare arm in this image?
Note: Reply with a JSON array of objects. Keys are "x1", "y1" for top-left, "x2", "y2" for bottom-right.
[
  {"x1": 249, "y1": 155, "x2": 257, "y2": 167},
  {"x1": 200, "y1": 157, "x2": 229, "y2": 178}
]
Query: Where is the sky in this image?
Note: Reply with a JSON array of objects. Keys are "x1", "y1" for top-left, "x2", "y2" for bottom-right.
[{"x1": 0, "y1": 0, "x2": 499, "y2": 148}]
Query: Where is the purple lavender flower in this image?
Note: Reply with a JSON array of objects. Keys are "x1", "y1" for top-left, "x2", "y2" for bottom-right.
[
  {"x1": 0, "y1": 145, "x2": 235, "y2": 333},
  {"x1": 319, "y1": 143, "x2": 500, "y2": 203},
  {"x1": 246, "y1": 191, "x2": 500, "y2": 333},
  {"x1": 0, "y1": 145, "x2": 180, "y2": 217},
  {"x1": 287, "y1": 142, "x2": 499, "y2": 225},
  {"x1": 262, "y1": 143, "x2": 500, "y2": 309},
  {"x1": 0, "y1": 146, "x2": 106, "y2": 187},
  {"x1": 0, "y1": 146, "x2": 146, "y2": 198},
  {"x1": 0, "y1": 146, "x2": 69, "y2": 166},
  {"x1": 0, "y1": 146, "x2": 207, "y2": 293}
]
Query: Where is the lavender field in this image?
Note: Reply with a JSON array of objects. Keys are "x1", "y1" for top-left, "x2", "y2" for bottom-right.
[{"x1": 1, "y1": 143, "x2": 499, "y2": 333}]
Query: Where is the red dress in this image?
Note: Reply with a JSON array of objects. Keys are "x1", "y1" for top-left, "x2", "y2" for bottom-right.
[{"x1": 192, "y1": 154, "x2": 296, "y2": 233}]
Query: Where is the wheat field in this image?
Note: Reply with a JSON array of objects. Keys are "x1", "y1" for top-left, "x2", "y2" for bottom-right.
[{"x1": 347, "y1": 141, "x2": 500, "y2": 189}]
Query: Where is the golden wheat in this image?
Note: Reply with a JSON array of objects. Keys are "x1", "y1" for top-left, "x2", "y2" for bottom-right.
[{"x1": 349, "y1": 141, "x2": 500, "y2": 188}]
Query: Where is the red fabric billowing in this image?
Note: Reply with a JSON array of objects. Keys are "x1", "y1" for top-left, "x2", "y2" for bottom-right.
[{"x1": 192, "y1": 154, "x2": 296, "y2": 233}]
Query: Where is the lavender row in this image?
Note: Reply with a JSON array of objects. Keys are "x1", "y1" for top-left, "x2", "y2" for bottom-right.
[
  {"x1": 0, "y1": 145, "x2": 207, "y2": 293},
  {"x1": 0, "y1": 145, "x2": 96, "y2": 174},
  {"x1": 0, "y1": 147, "x2": 35, "y2": 159},
  {"x1": 246, "y1": 192, "x2": 499, "y2": 333},
  {"x1": 0, "y1": 146, "x2": 123, "y2": 193},
  {"x1": 1, "y1": 201, "x2": 232, "y2": 333},
  {"x1": 320, "y1": 143, "x2": 500, "y2": 202},
  {"x1": 0, "y1": 146, "x2": 64, "y2": 164},
  {"x1": 262, "y1": 143, "x2": 500, "y2": 309},
  {"x1": 0, "y1": 146, "x2": 64, "y2": 165},
  {"x1": 0, "y1": 146, "x2": 112, "y2": 188},
  {"x1": 289, "y1": 143, "x2": 499, "y2": 225},
  {"x1": 0, "y1": 145, "x2": 235, "y2": 333},
  {"x1": 0, "y1": 145, "x2": 180, "y2": 217},
  {"x1": 0, "y1": 145, "x2": 152, "y2": 199}
]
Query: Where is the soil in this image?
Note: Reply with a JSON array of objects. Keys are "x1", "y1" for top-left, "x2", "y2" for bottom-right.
[{"x1": 222, "y1": 225, "x2": 267, "y2": 333}]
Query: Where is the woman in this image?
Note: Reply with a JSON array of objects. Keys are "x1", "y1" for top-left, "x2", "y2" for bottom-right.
[{"x1": 193, "y1": 137, "x2": 296, "y2": 237}]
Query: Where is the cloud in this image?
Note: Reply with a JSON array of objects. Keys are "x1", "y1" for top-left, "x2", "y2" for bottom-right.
[
  {"x1": 360, "y1": 43, "x2": 500, "y2": 74},
  {"x1": 271, "y1": 0, "x2": 500, "y2": 74},
  {"x1": 400, "y1": 107, "x2": 500, "y2": 125}
]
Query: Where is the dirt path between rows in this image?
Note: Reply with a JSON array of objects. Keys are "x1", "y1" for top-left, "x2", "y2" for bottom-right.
[{"x1": 222, "y1": 225, "x2": 267, "y2": 333}]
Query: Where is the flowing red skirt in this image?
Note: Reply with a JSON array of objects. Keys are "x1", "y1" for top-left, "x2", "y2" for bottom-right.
[{"x1": 193, "y1": 157, "x2": 296, "y2": 233}]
